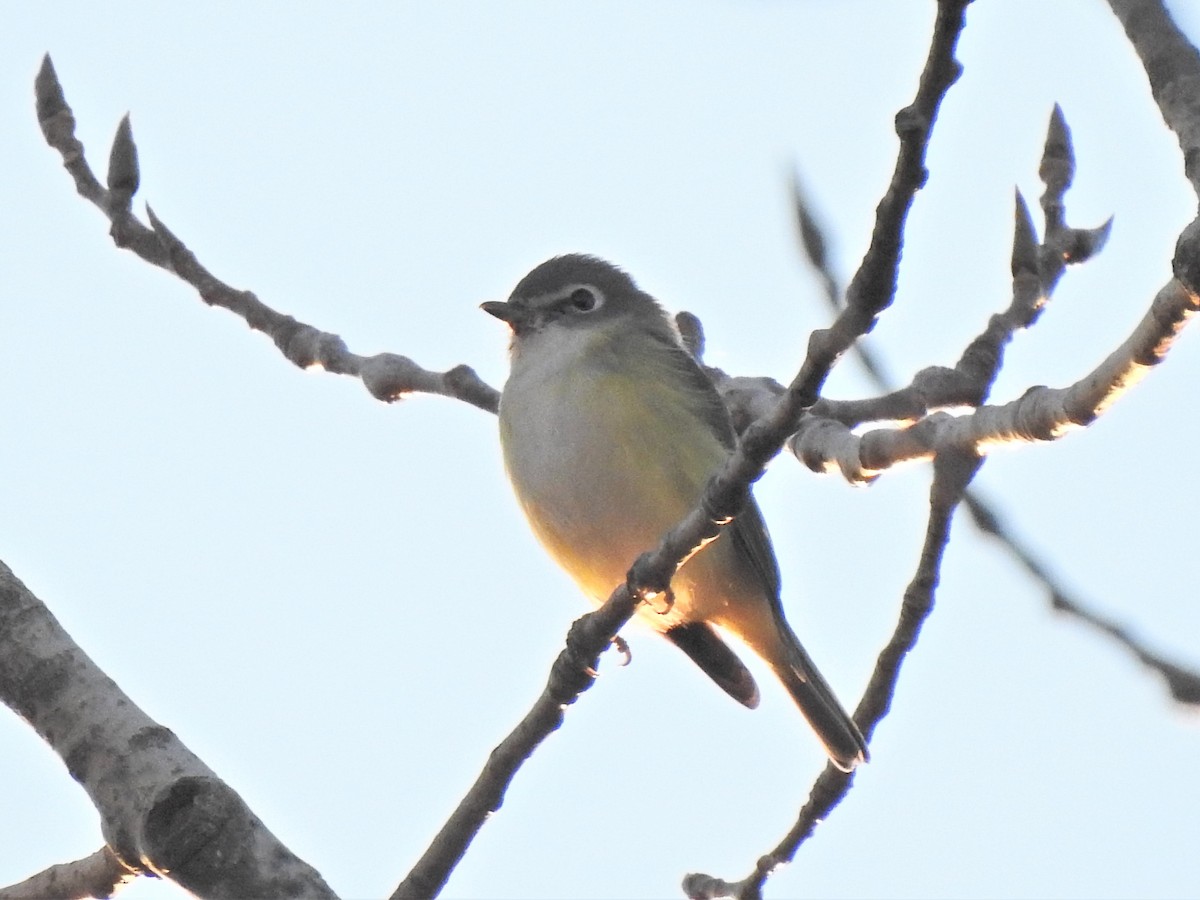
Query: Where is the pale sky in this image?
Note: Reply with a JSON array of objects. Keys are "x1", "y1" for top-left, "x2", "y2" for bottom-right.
[{"x1": 3, "y1": 3, "x2": 1199, "y2": 899}]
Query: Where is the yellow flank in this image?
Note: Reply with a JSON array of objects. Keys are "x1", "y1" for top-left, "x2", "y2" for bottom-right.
[{"x1": 500, "y1": 334, "x2": 744, "y2": 632}]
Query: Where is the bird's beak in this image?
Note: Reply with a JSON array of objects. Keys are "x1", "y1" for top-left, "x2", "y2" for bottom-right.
[{"x1": 481, "y1": 299, "x2": 533, "y2": 331}]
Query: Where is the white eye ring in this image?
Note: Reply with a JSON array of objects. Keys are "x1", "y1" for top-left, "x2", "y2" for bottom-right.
[{"x1": 566, "y1": 286, "x2": 602, "y2": 313}]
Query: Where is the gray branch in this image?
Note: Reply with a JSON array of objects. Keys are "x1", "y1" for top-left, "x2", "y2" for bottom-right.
[
  {"x1": 0, "y1": 847, "x2": 132, "y2": 900},
  {"x1": 0, "y1": 562, "x2": 338, "y2": 899},
  {"x1": 33, "y1": 56, "x2": 499, "y2": 415}
]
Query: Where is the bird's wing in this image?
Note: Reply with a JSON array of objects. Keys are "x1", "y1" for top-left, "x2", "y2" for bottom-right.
[{"x1": 655, "y1": 335, "x2": 784, "y2": 602}]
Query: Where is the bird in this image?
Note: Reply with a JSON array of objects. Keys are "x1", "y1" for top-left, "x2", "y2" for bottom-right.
[{"x1": 482, "y1": 254, "x2": 867, "y2": 772}]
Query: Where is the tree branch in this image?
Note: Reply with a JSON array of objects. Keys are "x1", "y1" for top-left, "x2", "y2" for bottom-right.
[
  {"x1": 34, "y1": 55, "x2": 499, "y2": 414},
  {"x1": 809, "y1": 0, "x2": 969, "y2": 402},
  {"x1": 0, "y1": 847, "x2": 133, "y2": 900},
  {"x1": 683, "y1": 448, "x2": 981, "y2": 900},
  {"x1": 964, "y1": 493, "x2": 1200, "y2": 705},
  {"x1": 794, "y1": 278, "x2": 1200, "y2": 471},
  {"x1": 1107, "y1": 1, "x2": 1200, "y2": 296},
  {"x1": 0, "y1": 562, "x2": 338, "y2": 899}
]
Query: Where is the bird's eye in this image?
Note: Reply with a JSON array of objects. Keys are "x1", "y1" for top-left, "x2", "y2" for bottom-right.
[{"x1": 567, "y1": 287, "x2": 602, "y2": 313}]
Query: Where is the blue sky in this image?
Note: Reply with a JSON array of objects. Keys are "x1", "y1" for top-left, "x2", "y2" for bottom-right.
[{"x1": 3, "y1": 3, "x2": 1199, "y2": 898}]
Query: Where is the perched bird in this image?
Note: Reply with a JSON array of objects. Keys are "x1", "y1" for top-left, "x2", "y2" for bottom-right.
[{"x1": 483, "y1": 254, "x2": 867, "y2": 772}]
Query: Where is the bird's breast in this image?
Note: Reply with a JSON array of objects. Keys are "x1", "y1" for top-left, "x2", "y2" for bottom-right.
[{"x1": 498, "y1": 334, "x2": 736, "y2": 624}]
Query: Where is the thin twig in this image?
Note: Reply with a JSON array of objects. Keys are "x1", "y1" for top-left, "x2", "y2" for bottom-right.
[
  {"x1": 34, "y1": 55, "x2": 499, "y2": 414},
  {"x1": 0, "y1": 847, "x2": 134, "y2": 900},
  {"x1": 684, "y1": 450, "x2": 982, "y2": 900},
  {"x1": 788, "y1": 29, "x2": 1200, "y2": 704},
  {"x1": 965, "y1": 493, "x2": 1200, "y2": 705}
]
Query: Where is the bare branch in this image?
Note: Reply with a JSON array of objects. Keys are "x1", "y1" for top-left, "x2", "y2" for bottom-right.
[
  {"x1": 34, "y1": 55, "x2": 103, "y2": 207},
  {"x1": 964, "y1": 494, "x2": 1200, "y2": 706},
  {"x1": 0, "y1": 847, "x2": 133, "y2": 900},
  {"x1": 796, "y1": 112, "x2": 1111, "y2": 433},
  {"x1": 1106, "y1": 0, "x2": 1200, "y2": 192},
  {"x1": 811, "y1": 0, "x2": 970, "y2": 402},
  {"x1": 0, "y1": 561, "x2": 338, "y2": 899},
  {"x1": 794, "y1": 277, "x2": 1200, "y2": 476},
  {"x1": 106, "y1": 115, "x2": 139, "y2": 215},
  {"x1": 1038, "y1": 105, "x2": 1114, "y2": 281},
  {"x1": 34, "y1": 54, "x2": 499, "y2": 415},
  {"x1": 1106, "y1": 0, "x2": 1200, "y2": 294},
  {"x1": 684, "y1": 449, "x2": 983, "y2": 900},
  {"x1": 392, "y1": 592, "x2": 635, "y2": 899},
  {"x1": 789, "y1": 170, "x2": 895, "y2": 388}
]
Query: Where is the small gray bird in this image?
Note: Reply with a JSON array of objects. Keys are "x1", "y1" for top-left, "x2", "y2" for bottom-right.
[{"x1": 483, "y1": 254, "x2": 867, "y2": 772}]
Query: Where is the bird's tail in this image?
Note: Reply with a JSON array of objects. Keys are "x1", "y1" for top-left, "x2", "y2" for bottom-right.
[{"x1": 772, "y1": 632, "x2": 868, "y2": 773}]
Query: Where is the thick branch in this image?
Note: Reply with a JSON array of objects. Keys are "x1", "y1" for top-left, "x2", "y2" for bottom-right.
[
  {"x1": 0, "y1": 562, "x2": 337, "y2": 899},
  {"x1": 1107, "y1": 0, "x2": 1200, "y2": 194},
  {"x1": 1107, "y1": 0, "x2": 1200, "y2": 291}
]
